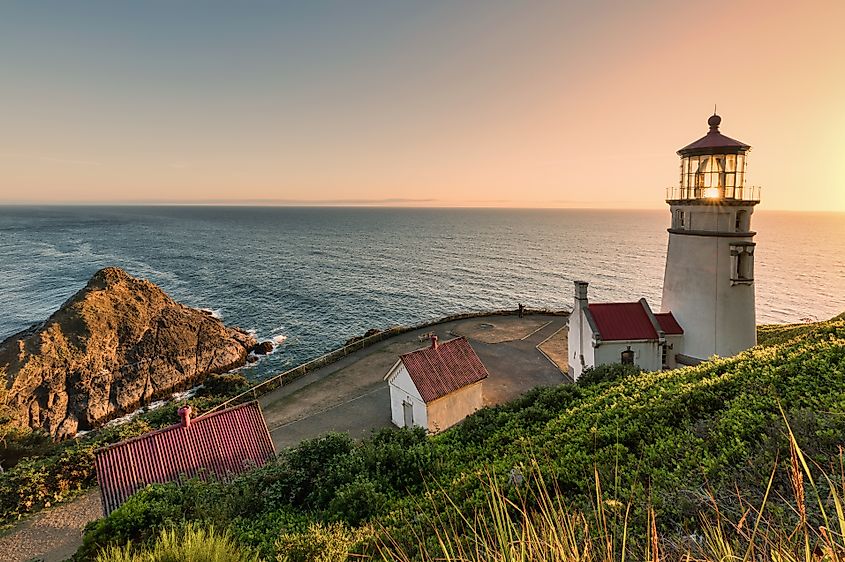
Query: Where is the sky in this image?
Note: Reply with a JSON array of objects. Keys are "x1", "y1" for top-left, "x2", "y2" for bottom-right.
[{"x1": 1, "y1": 0, "x2": 843, "y2": 211}]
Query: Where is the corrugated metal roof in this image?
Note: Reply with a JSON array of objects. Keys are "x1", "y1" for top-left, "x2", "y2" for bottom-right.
[
  {"x1": 588, "y1": 302, "x2": 658, "y2": 341},
  {"x1": 654, "y1": 312, "x2": 684, "y2": 335},
  {"x1": 400, "y1": 337, "x2": 488, "y2": 403},
  {"x1": 95, "y1": 401, "x2": 275, "y2": 515}
]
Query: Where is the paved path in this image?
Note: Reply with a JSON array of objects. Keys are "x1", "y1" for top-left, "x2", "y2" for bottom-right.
[
  {"x1": 263, "y1": 313, "x2": 569, "y2": 450},
  {"x1": 0, "y1": 489, "x2": 102, "y2": 562}
]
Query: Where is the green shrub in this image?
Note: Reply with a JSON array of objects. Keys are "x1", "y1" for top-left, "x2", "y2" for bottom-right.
[
  {"x1": 327, "y1": 478, "x2": 388, "y2": 525},
  {"x1": 275, "y1": 522, "x2": 374, "y2": 562},
  {"x1": 576, "y1": 362, "x2": 642, "y2": 387},
  {"x1": 94, "y1": 523, "x2": 258, "y2": 562},
  {"x1": 197, "y1": 374, "x2": 249, "y2": 398}
]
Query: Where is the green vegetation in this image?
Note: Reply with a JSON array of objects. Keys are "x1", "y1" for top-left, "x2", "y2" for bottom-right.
[
  {"x1": 95, "y1": 524, "x2": 258, "y2": 562},
  {"x1": 575, "y1": 361, "x2": 642, "y2": 387},
  {"x1": 74, "y1": 313, "x2": 845, "y2": 560}
]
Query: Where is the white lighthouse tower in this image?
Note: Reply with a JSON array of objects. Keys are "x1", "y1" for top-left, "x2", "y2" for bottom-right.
[{"x1": 661, "y1": 114, "x2": 760, "y2": 364}]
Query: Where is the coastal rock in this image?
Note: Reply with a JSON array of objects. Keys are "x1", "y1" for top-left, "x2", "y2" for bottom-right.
[
  {"x1": 253, "y1": 341, "x2": 274, "y2": 355},
  {"x1": 344, "y1": 328, "x2": 382, "y2": 347},
  {"x1": 0, "y1": 267, "x2": 257, "y2": 440}
]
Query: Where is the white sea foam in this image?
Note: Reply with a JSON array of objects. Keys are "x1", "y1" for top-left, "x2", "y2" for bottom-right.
[
  {"x1": 198, "y1": 307, "x2": 223, "y2": 319},
  {"x1": 272, "y1": 334, "x2": 288, "y2": 345},
  {"x1": 100, "y1": 385, "x2": 204, "y2": 429}
]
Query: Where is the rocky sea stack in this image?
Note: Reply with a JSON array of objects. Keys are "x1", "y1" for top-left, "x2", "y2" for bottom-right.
[{"x1": 0, "y1": 267, "x2": 257, "y2": 439}]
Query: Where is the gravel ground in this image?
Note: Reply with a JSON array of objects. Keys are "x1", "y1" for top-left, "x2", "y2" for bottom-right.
[{"x1": 0, "y1": 489, "x2": 102, "y2": 562}]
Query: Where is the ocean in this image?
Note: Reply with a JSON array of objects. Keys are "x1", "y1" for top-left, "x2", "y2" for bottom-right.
[{"x1": 1, "y1": 206, "x2": 843, "y2": 380}]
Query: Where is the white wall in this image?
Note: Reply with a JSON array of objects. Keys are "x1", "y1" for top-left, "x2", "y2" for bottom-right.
[
  {"x1": 662, "y1": 203, "x2": 757, "y2": 361},
  {"x1": 426, "y1": 381, "x2": 484, "y2": 433},
  {"x1": 568, "y1": 303, "x2": 595, "y2": 381},
  {"x1": 594, "y1": 340, "x2": 662, "y2": 372},
  {"x1": 386, "y1": 363, "x2": 428, "y2": 430},
  {"x1": 664, "y1": 334, "x2": 684, "y2": 368}
]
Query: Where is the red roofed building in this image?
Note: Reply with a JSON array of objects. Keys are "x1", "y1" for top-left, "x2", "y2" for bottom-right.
[
  {"x1": 95, "y1": 401, "x2": 275, "y2": 515},
  {"x1": 568, "y1": 281, "x2": 685, "y2": 380},
  {"x1": 384, "y1": 335, "x2": 488, "y2": 433}
]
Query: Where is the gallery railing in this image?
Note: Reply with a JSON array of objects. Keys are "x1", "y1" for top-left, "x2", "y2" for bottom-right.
[{"x1": 665, "y1": 185, "x2": 761, "y2": 203}]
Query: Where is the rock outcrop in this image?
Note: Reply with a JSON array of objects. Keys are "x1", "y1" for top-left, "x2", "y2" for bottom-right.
[{"x1": 0, "y1": 267, "x2": 256, "y2": 439}]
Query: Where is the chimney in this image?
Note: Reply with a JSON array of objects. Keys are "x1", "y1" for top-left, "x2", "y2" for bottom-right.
[
  {"x1": 178, "y1": 405, "x2": 192, "y2": 429},
  {"x1": 430, "y1": 335, "x2": 438, "y2": 350},
  {"x1": 574, "y1": 280, "x2": 589, "y2": 310}
]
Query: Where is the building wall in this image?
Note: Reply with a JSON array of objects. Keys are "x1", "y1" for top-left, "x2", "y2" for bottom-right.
[
  {"x1": 662, "y1": 204, "x2": 756, "y2": 361},
  {"x1": 568, "y1": 284, "x2": 596, "y2": 381},
  {"x1": 425, "y1": 381, "x2": 484, "y2": 433},
  {"x1": 593, "y1": 340, "x2": 662, "y2": 372},
  {"x1": 386, "y1": 363, "x2": 428, "y2": 430},
  {"x1": 663, "y1": 334, "x2": 684, "y2": 368}
]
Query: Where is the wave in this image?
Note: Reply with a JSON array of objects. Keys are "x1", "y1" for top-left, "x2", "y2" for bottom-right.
[{"x1": 198, "y1": 307, "x2": 223, "y2": 319}]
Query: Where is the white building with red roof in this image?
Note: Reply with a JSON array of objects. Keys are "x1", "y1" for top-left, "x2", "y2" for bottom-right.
[
  {"x1": 568, "y1": 281, "x2": 684, "y2": 380},
  {"x1": 384, "y1": 335, "x2": 488, "y2": 433}
]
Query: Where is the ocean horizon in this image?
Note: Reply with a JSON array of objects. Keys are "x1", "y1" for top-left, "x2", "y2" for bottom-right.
[{"x1": 2, "y1": 205, "x2": 843, "y2": 381}]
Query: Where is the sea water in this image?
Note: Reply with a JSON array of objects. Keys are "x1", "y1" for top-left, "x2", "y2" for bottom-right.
[{"x1": 1, "y1": 206, "x2": 842, "y2": 380}]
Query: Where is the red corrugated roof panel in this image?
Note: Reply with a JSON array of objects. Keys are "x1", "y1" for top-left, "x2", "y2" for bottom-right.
[
  {"x1": 654, "y1": 312, "x2": 684, "y2": 335},
  {"x1": 588, "y1": 302, "x2": 658, "y2": 341},
  {"x1": 95, "y1": 401, "x2": 275, "y2": 515},
  {"x1": 400, "y1": 337, "x2": 488, "y2": 403}
]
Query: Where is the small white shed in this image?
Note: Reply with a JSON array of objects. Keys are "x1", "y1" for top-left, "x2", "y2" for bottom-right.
[
  {"x1": 384, "y1": 335, "x2": 488, "y2": 433},
  {"x1": 568, "y1": 281, "x2": 684, "y2": 380}
]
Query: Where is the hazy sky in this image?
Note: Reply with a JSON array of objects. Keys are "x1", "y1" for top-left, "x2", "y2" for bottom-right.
[{"x1": 1, "y1": 0, "x2": 843, "y2": 210}]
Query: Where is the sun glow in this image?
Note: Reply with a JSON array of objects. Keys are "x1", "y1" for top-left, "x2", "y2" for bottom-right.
[{"x1": 703, "y1": 187, "x2": 721, "y2": 199}]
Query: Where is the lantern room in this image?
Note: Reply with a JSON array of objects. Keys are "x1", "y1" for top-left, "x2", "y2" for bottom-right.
[{"x1": 667, "y1": 114, "x2": 760, "y2": 203}]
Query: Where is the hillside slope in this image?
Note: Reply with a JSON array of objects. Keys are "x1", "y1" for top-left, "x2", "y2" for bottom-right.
[{"x1": 79, "y1": 313, "x2": 845, "y2": 560}]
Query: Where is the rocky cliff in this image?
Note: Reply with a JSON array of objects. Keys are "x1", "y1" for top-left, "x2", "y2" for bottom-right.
[{"x1": 0, "y1": 267, "x2": 257, "y2": 439}]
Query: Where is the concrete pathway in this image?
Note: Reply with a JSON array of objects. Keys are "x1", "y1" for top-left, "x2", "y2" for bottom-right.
[{"x1": 262, "y1": 313, "x2": 569, "y2": 450}]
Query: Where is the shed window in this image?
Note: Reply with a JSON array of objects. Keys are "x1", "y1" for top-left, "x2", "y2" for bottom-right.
[{"x1": 621, "y1": 347, "x2": 634, "y2": 364}]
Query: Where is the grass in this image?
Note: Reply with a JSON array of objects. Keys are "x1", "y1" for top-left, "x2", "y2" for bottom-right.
[
  {"x1": 378, "y1": 417, "x2": 845, "y2": 562},
  {"x1": 95, "y1": 524, "x2": 258, "y2": 562}
]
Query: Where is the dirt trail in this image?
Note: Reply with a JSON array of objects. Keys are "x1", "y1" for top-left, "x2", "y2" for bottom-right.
[{"x1": 0, "y1": 489, "x2": 102, "y2": 562}]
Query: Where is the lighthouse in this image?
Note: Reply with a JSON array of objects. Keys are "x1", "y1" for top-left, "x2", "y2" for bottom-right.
[{"x1": 661, "y1": 114, "x2": 760, "y2": 363}]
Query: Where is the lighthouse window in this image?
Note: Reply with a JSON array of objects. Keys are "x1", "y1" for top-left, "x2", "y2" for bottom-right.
[
  {"x1": 730, "y1": 243, "x2": 755, "y2": 284},
  {"x1": 735, "y1": 210, "x2": 747, "y2": 232}
]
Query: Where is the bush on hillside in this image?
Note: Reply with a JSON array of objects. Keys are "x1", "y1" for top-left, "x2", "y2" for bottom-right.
[
  {"x1": 94, "y1": 523, "x2": 258, "y2": 562},
  {"x1": 576, "y1": 362, "x2": 642, "y2": 387},
  {"x1": 197, "y1": 373, "x2": 249, "y2": 398}
]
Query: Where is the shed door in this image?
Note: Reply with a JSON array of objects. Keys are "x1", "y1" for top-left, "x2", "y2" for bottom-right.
[{"x1": 402, "y1": 400, "x2": 414, "y2": 427}]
